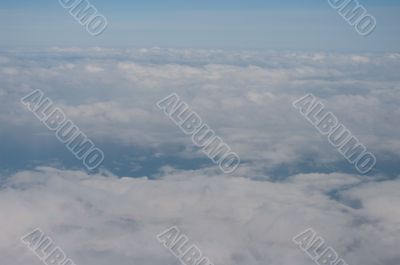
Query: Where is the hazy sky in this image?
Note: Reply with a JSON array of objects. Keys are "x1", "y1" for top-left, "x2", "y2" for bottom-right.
[{"x1": 0, "y1": 0, "x2": 399, "y2": 51}]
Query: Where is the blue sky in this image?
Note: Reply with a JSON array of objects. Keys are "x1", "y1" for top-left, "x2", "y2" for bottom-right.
[{"x1": 0, "y1": 0, "x2": 399, "y2": 51}]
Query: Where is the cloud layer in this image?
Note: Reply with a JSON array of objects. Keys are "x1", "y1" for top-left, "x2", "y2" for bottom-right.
[
  {"x1": 1, "y1": 48, "x2": 399, "y2": 177},
  {"x1": 1, "y1": 48, "x2": 399, "y2": 265},
  {"x1": 0, "y1": 167, "x2": 399, "y2": 265}
]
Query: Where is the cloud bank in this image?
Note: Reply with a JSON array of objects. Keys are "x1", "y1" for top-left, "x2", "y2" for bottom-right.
[
  {"x1": 0, "y1": 48, "x2": 399, "y2": 265},
  {"x1": 1, "y1": 167, "x2": 399, "y2": 265},
  {"x1": 1, "y1": 48, "x2": 399, "y2": 177}
]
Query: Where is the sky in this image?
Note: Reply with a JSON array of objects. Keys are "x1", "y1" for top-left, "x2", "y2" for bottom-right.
[
  {"x1": 0, "y1": 2, "x2": 400, "y2": 265},
  {"x1": 0, "y1": 0, "x2": 399, "y2": 51}
]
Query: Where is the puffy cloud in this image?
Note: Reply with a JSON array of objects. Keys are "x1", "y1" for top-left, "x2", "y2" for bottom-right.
[
  {"x1": 0, "y1": 49, "x2": 399, "y2": 177},
  {"x1": 0, "y1": 167, "x2": 399, "y2": 265},
  {"x1": 0, "y1": 48, "x2": 398, "y2": 265}
]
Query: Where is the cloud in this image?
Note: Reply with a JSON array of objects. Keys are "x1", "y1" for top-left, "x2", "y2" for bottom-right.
[
  {"x1": 85, "y1": 64, "x2": 105, "y2": 73},
  {"x1": 0, "y1": 167, "x2": 399, "y2": 265},
  {"x1": 0, "y1": 48, "x2": 399, "y2": 177}
]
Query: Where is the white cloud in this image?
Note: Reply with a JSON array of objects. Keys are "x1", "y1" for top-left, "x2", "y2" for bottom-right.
[
  {"x1": 85, "y1": 64, "x2": 105, "y2": 73},
  {"x1": 0, "y1": 49, "x2": 399, "y2": 175},
  {"x1": 0, "y1": 48, "x2": 398, "y2": 265},
  {"x1": 0, "y1": 167, "x2": 399, "y2": 265}
]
